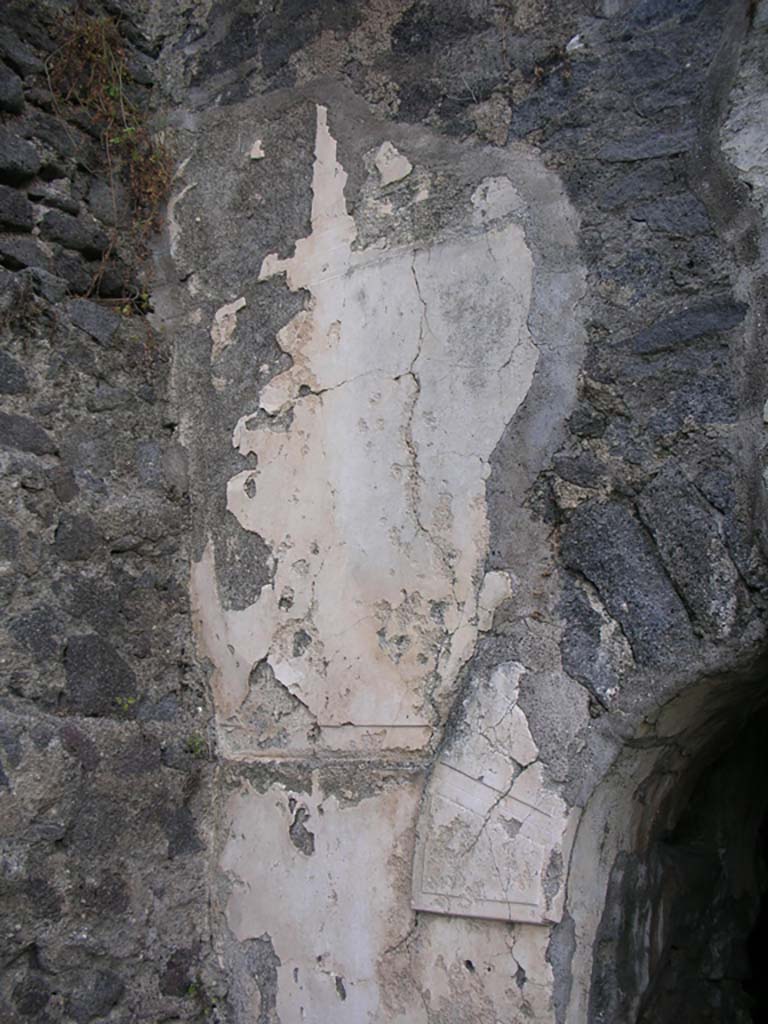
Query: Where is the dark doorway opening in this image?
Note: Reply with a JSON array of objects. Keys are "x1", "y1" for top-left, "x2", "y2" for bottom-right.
[
  {"x1": 588, "y1": 698, "x2": 768, "y2": 1024},
  {"x1": 637, "y1": 708, "x2": 768, "y2": 1024},
  {"x1": 745, "y1": 812, "x2": 768, "y2": 1022}
]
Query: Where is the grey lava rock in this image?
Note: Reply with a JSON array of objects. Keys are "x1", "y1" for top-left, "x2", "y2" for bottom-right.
[
  {"x1": 63, "y1": 634, "x2": 138, "y2": 717},
  {"x1": 66, "y1": 298, "x2": 121, "y2": 346},
  {"x1": 0, "y1": 184, "x2": 34, "y2": 232},
  {"x1": 0, "y1": 129, "x2": 40, "y2": 184},
  {"x1": 0, "y1": 411, "x2": 56, "y2": 455},
  {"x1": 0, "y1": 350, "x2": 28, "y2": 394},
  {"x1": 40, "y1": 209, "x2": 109, "y2": 259},
  {"x1": 0, "y1": 61, "x2": 24, "y2": 113}
]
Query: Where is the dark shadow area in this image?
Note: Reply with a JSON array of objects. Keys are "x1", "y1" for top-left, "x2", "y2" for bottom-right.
[
  {"x1": 745, "y1": 813, "x2": 768, "y2": 1021},
  {"x1": 589, "y1": 694, "x2": 768, "y2": 1024},
  {"x1": 635, "y1": 707, "x2": 768, "y2": 1024}
]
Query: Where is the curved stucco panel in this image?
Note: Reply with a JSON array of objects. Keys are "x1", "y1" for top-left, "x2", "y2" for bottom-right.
[{"x1": 167, "y1": 82, "x2": 585, "y2": 1022}]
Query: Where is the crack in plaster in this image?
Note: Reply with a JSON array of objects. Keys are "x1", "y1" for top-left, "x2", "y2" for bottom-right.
[
  {"x1": 192, "y1": 104, "x2": 539, "y2": 758},
  {"x1": 413, "y1": 662, "x2": 578, "y2": 924}
]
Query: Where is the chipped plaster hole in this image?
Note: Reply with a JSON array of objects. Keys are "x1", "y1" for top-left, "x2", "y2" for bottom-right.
[
  {"x1": 502, "y1": 817, "x2": 522, "y2": 840},
  {"x1": 292, "y1": 630, "x2": 312, "y2": 657},
  {"x1": 288, "y1": 805, "x2": 315, "y2": 857}
]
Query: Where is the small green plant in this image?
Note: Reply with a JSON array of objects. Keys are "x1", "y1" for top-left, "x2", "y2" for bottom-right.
[
  {"x1": 114, "y1": 695, "x2": 137, "y2": 713},
  {"x1": 187, "y1": 975, "x2": 217, "y2": 1014},
  {"x1": 185, "y1": 734, "x2": 207, "y2": 758}
]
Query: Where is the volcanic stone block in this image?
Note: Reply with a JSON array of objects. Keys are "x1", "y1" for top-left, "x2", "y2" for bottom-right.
[
  {"x1": 0, "y1": 184, "x2": 33, "y2": 231},
  {"x1": 0, "y1": 235, "x2": 49, "y2": 271},
  {"x1": 66, "y1": 298, "x2": 121, "y2": 345},
  {"x1": 63, "y1": 634, "x2": 137, "y2": 717},
  {"x1": 40, "y1": 209, "x2": 109, "y2": 258},
  {"x1": 0, "y1": 411, "x2": 56, "y2": 455},
  {"x1": 0, "y1": 350, "x2": 28, "y2": 394},
  {"x1": 561, "y1": 500, "x2": 693, "y2": 666},
  {"x1": 0, "y1": 62, "x2": 23, "y2": 113},
  {"x1": 0, "y1": 128, "x2": 40, "y2": 184}
]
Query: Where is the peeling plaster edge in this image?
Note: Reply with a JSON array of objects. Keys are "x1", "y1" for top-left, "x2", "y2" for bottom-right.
[{"x1": 217, "y1": 755, "x2": 430, "y2": 770}]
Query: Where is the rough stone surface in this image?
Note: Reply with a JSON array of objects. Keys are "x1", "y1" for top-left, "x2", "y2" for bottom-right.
[
  {"x1": 0, "y1": 62, "x2": 24, "y2": 114},
  {"x1": 3, "y1": 0, "x2": 768, "y2": 1022},
  {"x1": 39, "y1": 209, "x2": 109, "y2": 259},
  {"x1": 0, "y1": 411, "x2": 56, "y2": 455},
  {"x1": 0, "y1": 350, "x2": 28, "y2": 394},
  {"x1": 0, "y1": 8, "x2": 217, "y2": 1022},
  {"x1": 0, "y1": 184, "x2": 32, "y2": 231},
  {"x1": 0, "y1": 235, "x2": 48, "y2": 272},
  {"x1": 66, "y1": 299, "x2": 121, "y2": 347},
  {"x1": 0, "y1": 129, "x2": 39, "y2": 183}
]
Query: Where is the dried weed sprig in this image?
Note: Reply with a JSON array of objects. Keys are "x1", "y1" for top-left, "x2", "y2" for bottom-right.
[{"x1": 46, "y1": 11, "x2": 172, "y2": 309}]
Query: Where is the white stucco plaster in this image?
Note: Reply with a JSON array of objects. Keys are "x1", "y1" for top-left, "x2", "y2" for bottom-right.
[
  {"x1": 171, "y1": 88, "x2": 586, "y2": 1020},
  {"x1": 413, "y1": 662, "x2": 578, "y2": 923},
  {"x1": 373, "y1": 140, "x2": 413, "y2": 184},
  {"x1": 193, "y1": 104, "x2": 539, "y2": 758},
  {"x1": 211, "y1": 296, "x2": 246, "y2": 360},
  {"x1": 221, "y1": 775, "x2": 422, "y2": 1023}
]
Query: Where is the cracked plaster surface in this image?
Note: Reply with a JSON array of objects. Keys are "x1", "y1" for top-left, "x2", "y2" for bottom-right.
[
  {"x1": 169, "y1": 88, "x2": 586, "y2": 1020},
  {"x1": 221, "y1": 773, "x2": 422, "y2": 1023},
  {"x1": 221, "y1": 772, "x2": 558, "y2": 1023},
  {"x1": 413, "y1": 662, "x2": 579, "y2": 924},
  {"x1": 192, "y1": 104, "x2": 539, "y2": 757}
]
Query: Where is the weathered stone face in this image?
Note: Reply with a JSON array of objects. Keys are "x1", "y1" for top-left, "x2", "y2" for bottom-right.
[
  {"x1": 412, "y1": 661, "x2": 579, "y2": 926},
  {"x1": 149, "y1": 0, "x2": 768, "y2": 1018},
  {"x1": 4, "y1": 0, "x2": 768, "y2": 1021}
]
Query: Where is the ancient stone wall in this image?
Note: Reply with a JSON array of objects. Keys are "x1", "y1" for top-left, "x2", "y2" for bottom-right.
[
  {"x1": 1, "y1": 4, "x2": 217, "y2": 1022},
  {"x1": 2, "y1": 0, "x2": 768, "y2": 1022}
]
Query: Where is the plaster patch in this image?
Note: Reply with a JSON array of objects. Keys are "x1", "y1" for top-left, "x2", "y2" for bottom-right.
[
  {"x1": 471, "y1": 175, "x2": 525, "y2": 225},
  {"x1": 211, "y1": 296, "x2": 246, "y2": 360},
  {"x1": 221, "y1": 773, "x2": 422, "y2": 1023},
  {"x1": 373, "y1": 140, "x2": 413, "y2": 185},
  {"x1": 722, "y1": 65, "x2": 768, "y2": 213},
  {"x1": 413, "y1": 663, "x2": 578, "y2": 923},
  {"x1": 477, "y1": 570, "x2": 513, "y2": 632},
  {"x1": 167, "y1": 180, "x2": 196, "y2": 260},
  {"x1": 194, "y1": 104, "x2": 539, "y2": 757}
]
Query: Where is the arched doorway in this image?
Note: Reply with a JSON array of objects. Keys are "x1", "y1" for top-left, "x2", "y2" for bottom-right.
[{"x1": 566, "y1": 666, "x2": 768, "y2": 1023}]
